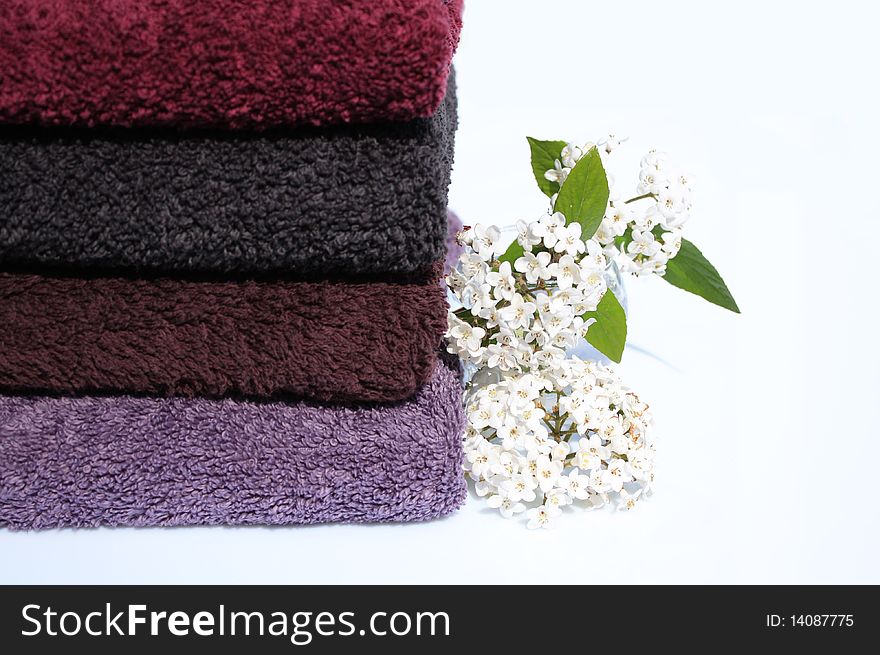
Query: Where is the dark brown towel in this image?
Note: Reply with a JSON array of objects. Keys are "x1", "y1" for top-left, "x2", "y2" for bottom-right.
[{"x1": 0, "y1": 271, "x2": 447, "y2": 403}]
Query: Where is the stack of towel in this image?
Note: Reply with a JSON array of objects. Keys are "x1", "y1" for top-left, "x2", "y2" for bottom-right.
[{"x1": 0, "y1": 0, "x2": 466, "y2": 529}]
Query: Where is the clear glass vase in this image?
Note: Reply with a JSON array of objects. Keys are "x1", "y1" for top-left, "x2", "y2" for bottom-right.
[{"x1": 566, "y1": 260, "x2": 627, "y2": 365}]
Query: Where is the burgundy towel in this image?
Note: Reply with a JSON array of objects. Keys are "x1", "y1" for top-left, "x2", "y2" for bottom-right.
[
  {"x1": 0, "y1": 271, "x2": 447, "y2": 403},
  {"x1": 0, "y1": 359, "x2": 466, "y2": 529},
  {"x1": 0, "y1": 0, "x2": 463, "y2": 130}
]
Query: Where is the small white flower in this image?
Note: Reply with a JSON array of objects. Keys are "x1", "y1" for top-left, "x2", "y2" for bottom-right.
[
  {"x1": 631, "y1": 204, "x2": 660, "y2": 232},
  {"x1": 580, "y1": 239, "x2": 607, "y2": 273},
  {"x1": 457, "y1": 252, "x2": 488, "y2": 280},
  {"x1": 535, "y1": 455, "x2": 563, "y2": 493},
  {"x1": 628, "y1": 452, "x2": 653, "y2": 482},
  {"x1": 639, "y1": 151, "x2": 669, "y2": 194},
  {"x1": 469, "y1": 283, "x2": 497, "y2": 318},
  {"x1": 593, "y1": 222, "x2": 617, "y2": 246},
  {"x1": 559, "y1": 469, "x2": 592, "y2": 500},
  {"x1": 526, "y1": 505, "x2": 555, "y2": 529},
  {"x1": 604, "y1": 204, "x2": 632, "y2": 237},
  {"x1": 445, "y1": 270, "x2": 468, "y2": 296},
  {"x1": 544, "y1": 160, "x2": 570, "y2": 186},
  {"x1": 554, "y1": 222, "x2": 586, "y2": 256},
  {"x1": 474, "y1": 480, "x2": 493, "y2": 497},
  {"x1": 598, "y1": 134, "x2": 628, "y2": 153},
  {"x1": 518, "y1": 405, "x2": 546, "y2": 434},
  {"x1": 468, "y1": 403, "x2": 499, "y2": 431},
  {"x1": 544, "y1": 490, "x2": 571, "y2": 516},
  {"x1": 586, "y1": 468, "x2": 610, "y2": 493},
  {"x1": 514, "y1": 250, "x2": 552, "y2": 284},
  {"x1": 547, "y1": 254, "x2": 581, "y2": 290},
  {"x1": 472, "y1": 223, "x2": 502, "y2": 261},
  {"x1": 485, "y1": 261, "x2": 516, "y2": 301},
  {"x1": 522, "y1": 321, "x2": 549, "y2": 348},
  {"x1": 550, "y1": 330, "x2": 577, "y2": 351},
  {"x1": 531, "y1": 212, "x2": 566, "y2": 249},
  {"x1": 617, "y1": 488, "x2": 642, "y2": 511},
  {"x1": 496, "y1": 420, "x2": 526, "y2": 450},
  {"x1": 491, "y1": 451, "x2": 521, "y2": 478},
  {"x1": 506, "y1": 374, "x2": 542, "y2": 405},
  {"x1": 465, "y1": 439, "x2": 497, "y2": 478},
  {"x1": 449, "y1": 320, "x2": 486, "y2": 356},
  {"x1": 532, "y1": 346, "x2": 565, "y2": 370},
  {"x1": 551, "y1": 440, "x2": 570, "y2": 461},
  {"x1": 631, "y1": 252, "x2": 668, "y2": 276},
  {"x1": 548, "y1": 286, "x2": 583, "y2": 312},
  {"x1": 478, "y1": 304, "x2": 501, "y2": 329},
  {"x1": 627, "y1": 229, "x2": 662, "y2": 258},
  {"x1": 640, "y1": 150, "x2": 667, "y2": 170},
  {"x1": 501, "y1": 473, "x2": 538, "y2": 503},
  {"x1": 577, "y1": 274, "x2": 607, "y2": 306},
  {"x1": 575, "y1": 434, "x2": 610, "y2": 470},
  {"x1": 499, "y1": 293, "x2": 537, "y2": 331},
  {"x1": 660, "y1": 229, "x2": 683, "y2": 258},
  {"x1": 487, "y1": 494, "x2": 527, "y2": 518},
  {"x1": 486, "y1": 344, "x2": 519, "y2": 371},
  {"x1": 676, "y1": 171, "x2": 695, "y2": 192},
  {"x1": 493, "y1": 327, "x2": 518, "y2": 348},
  {"x1": 602, "y1": 459, "x2": 631, "y2": 493},
  {"x1": 657, "y1": 187, "x2": 684, "y2": 220},
  {"x1": 560, "y1": 142, "x2": 583, "y2": 168},
  {"x1": 537, "y1": 305, "x2": 573, "y2": 336},
  {"x1": 515, "y1": 219, "x2": 543, "y2": 250}
]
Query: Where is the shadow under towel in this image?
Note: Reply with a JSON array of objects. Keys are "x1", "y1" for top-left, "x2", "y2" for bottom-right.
[
  {"x1": 0, "y1": 75, "x2": 456, "y2": 278},
  {"x1": 0, "y1": 271, "x2": 447, "y2": 403},
  {"x1": 0, "y1": 360, "x2": 466, "y2": 530},
  {"x1": 0, "y1": 0, "x2": 463, "y2": 130}
]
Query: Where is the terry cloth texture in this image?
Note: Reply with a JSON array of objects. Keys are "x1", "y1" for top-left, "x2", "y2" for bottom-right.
[
  {"x1": 0, "y1": 359, "x2": 466, "y2": 529},
  {"x1": 0, "y1": 271, "x2": 447, "y2": 403},
  {"x1": 0, "y1": 76, "x2": 457, "y2": 278},
  {"x1": 0, "y1": 0, "x2": 463, "y2": 130}
]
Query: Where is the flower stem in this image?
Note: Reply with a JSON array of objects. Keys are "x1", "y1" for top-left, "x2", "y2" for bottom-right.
[
  {"x1": 624, "y1": 192, "x2": 656, "y2": 205},
  {"x1": 553, "y1": 392, "x2": 564, "y2": 440}
]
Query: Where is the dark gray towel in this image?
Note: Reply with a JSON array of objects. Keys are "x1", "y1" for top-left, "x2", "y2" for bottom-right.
[{"x1": 0, "y1": 75, "x2": 456, "y2": 278}]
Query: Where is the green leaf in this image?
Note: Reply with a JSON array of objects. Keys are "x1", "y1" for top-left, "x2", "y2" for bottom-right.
[
  {"x1": 498, "y1": 236, "x2": 524, "y2": 265},
  {"x1": 662, "y1": 238, "x2": 740, "y2": 313},
  {"x1": 554, "y1": 147, "x2": 609, "y2": 240},
  {"x1": 527, "y1": 137, "x2": 568, "y2": 197},
  {"x1": 583, "y1": 289, "x2": 627, "y2": 363}
]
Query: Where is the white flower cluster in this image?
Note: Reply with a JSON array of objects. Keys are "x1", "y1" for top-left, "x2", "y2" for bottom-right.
[
  {"x1": 547, "y1": 137, "x2": 693, "y2": 277},
  {"x1": 446, "y1": 134, "x2": 668, "y2": 528},
  {"x1": 446, "y1": 213, "x2": 608, "y2": 373},
  {"x1": 463, "y1": 358, "x2": 655, "y2": 529}
]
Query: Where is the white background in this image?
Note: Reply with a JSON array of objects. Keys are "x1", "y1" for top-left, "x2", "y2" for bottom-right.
[{"x1": 2, "y1": 0, "x2": 879, "y2": 583}]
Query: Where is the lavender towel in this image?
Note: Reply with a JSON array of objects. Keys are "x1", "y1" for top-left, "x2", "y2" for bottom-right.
[{"x1": 0, "y1": 360, "x2": 465, "y2": 530}]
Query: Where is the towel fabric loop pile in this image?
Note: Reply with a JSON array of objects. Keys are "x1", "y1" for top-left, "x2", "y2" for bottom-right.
[{"x1": 0, "y1": 0, "x2": 466, "y2": 530}]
